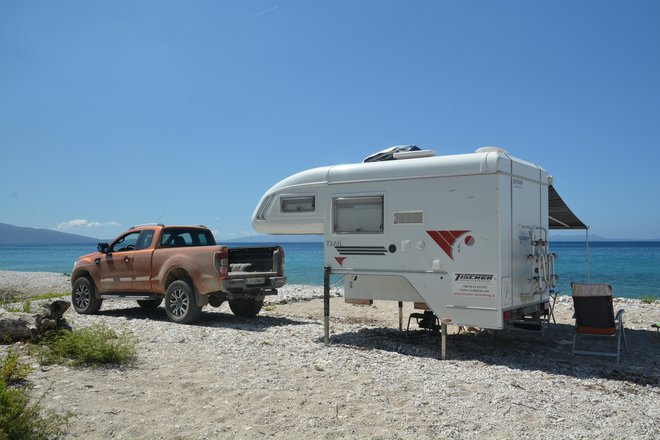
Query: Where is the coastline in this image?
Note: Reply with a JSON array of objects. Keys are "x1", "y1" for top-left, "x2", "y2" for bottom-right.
[{"x1": 3, "y1": 240, "x2": 660, "y2": 298}]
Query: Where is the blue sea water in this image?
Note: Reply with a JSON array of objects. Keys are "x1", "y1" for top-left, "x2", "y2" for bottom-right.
[{"x1": 0, "y1": 241, "x2": 658, "y2": 299}]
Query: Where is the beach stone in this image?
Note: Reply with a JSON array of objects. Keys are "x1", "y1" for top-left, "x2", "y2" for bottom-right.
[
  {"x1": 0, "y1": 300, "x2": 72, "y2": 341},
  {"x1": 0, "y1": 309, "x2": 37, "y2": 340}
]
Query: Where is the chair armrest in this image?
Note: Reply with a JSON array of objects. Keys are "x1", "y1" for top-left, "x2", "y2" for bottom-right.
[{"x1": 615, "y1": 309, "x2": 625, "y2": 321}]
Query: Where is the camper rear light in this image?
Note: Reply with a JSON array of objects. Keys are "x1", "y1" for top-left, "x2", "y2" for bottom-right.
[{"x1": 214, "y1": 249, "x2": 229, "y2": 277}]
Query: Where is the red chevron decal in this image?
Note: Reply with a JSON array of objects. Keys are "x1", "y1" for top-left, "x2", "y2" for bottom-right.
[
  {"x1": 426, "y1": 230, "x2": 470, "y2": 260},
  {"x1": 335, "y1": 256, "x2": 347, "y2": 267}
]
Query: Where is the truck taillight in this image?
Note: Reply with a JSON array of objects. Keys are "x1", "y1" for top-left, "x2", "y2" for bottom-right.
[{"x1": 215, "y1": 249, "x2": 229, "y2": 277}]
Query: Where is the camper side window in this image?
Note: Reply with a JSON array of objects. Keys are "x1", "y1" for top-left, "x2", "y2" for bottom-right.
[
  {"x1": 333, "y1": 196, "x2": 384, "y2": 234},
  {"x1": 281, "y1": 196, "x2": 315, "y2": 213}
]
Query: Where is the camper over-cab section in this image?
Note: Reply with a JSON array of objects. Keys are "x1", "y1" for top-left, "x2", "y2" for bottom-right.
[{"x1": 252, "y1": 147, "x2": 558, "y2": 330}]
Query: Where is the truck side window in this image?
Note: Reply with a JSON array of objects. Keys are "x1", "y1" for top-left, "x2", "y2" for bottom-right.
[
  {"x1": 135, "y1": 230, "x2": 155, "y2": 250},
  {"x1": 333, "y1": 196, "x2": 384, "y2": 234},
  {"x1": 161, "y1": 229, "x2": 216, "y2": 247},
  {"x1": 160, "y1": 232, "x2": 181, "y2": 247},
  {"x1": 111, "y1": 232, "x2": 140, "y2": 252},
  {"x1": 161, "y1": 233, "x2": 188, "y2": 247},
  {"x1": 194, "y1": 232, "x2": 214, "y2": 246},
  {"x1": 170, "y1": 234, "x2": 188, "y2": 247}
]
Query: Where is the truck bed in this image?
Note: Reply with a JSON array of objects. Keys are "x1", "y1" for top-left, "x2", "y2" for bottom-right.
[{"x1": 228, "y1": 246, "x2": 284, "y2": 276}]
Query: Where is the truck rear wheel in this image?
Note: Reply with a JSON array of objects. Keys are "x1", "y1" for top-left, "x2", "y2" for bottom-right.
[
  {"x1": 165, "y1": 280, "x2": 202, "y2": 324},
  {"x1": 137, "y1": 298, "x2": 163, "y2": 310},
  {"x1": 72, "y1": 277, "x2": 103, "y2": 314},
  {"x1": 229, "y1": 298, "x2": 264, "y2": 318}
]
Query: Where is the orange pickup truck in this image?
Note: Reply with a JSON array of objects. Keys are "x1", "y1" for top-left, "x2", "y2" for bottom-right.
[{"x1": 71, "y1": 224, "x2": 285, "y2": 324}]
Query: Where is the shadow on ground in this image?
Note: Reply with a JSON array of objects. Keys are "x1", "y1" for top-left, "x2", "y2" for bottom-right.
[
  {"x1": 323, "y1": 324, "x2": 660, "y2": 386},
  {"x1": 94, "y1": 306, "x2": 310, "y2": 331}
]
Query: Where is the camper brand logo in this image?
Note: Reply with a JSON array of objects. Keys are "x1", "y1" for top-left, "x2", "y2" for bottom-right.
[
  {"x1": 426, "y1": 230, "x2": 472, "y2": 260},
  {"x1": 454, "y1": 274, "x2": 494, "y2": 282},
  {"x1": 335, "y1": 257, "x2": 347, "y2": 267}
]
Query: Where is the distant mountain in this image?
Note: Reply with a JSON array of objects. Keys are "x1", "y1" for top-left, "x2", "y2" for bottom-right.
[
  {"x1": 550, "y1": 233, "x2": 608, "y2": 242},
  {"x1": 221, "y1": 234, "x2": 323, "y2": 244},
  {"x1": 0, "y1": 223, "x2": 99, "y2": 245}
]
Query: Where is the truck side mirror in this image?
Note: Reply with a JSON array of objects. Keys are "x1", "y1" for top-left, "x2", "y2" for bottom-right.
[{"x1": 97, "y1": 243, "x2": 110, "y2": 254}]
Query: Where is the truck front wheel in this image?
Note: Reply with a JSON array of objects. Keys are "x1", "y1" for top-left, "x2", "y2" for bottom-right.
[
  {"x1": 72, "y1": 277, "x2": 103, "y2": 314},
  {"x1": 165, "y1": 280, "x2": 202, "y2": 324},
  {"x1": 229, "y1": 298, "x2": 264, "y2": 318}
]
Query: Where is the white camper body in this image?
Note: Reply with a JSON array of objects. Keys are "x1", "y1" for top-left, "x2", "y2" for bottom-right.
[{"x1": 253, "y1": 147, "x2": 556, "y2": 330}]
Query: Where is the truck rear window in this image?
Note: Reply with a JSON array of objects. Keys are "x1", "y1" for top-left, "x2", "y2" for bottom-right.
[{"x1": 160, "y1": 229, "x2": 216, "y2": 248}]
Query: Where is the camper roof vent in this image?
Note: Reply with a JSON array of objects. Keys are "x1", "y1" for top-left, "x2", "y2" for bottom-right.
[
  {"x1": 364, "y1": 145, "x2": 436, "y2": 162},
  {"x1": 393, "y1": 149, "x2": 436, "y2": 160},
  {"x1": 475, "y1": 146, "x2": 509, "y2": 155}
]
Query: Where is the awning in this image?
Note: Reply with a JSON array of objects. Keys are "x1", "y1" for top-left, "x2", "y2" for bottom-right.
[{"x1": 549, "y1": 185, "x2": 587, "y2": 230}]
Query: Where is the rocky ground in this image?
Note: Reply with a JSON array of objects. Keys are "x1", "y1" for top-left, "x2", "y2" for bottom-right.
[
  {"x1": 1, "y1": 271, "x2": 659, "y2": 439},
  {"x1": 0, "y1": 270, "x2": 72, "y2": 301}
]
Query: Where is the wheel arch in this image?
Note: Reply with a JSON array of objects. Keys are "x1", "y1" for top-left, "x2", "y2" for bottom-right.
[
  {"x1": 71, "y1": 269, "x2": 99, "y2": 292},
  {"x1": 163, "y1": 267, "x2": 207, "y2": 306},
  {"x1": 163, "y1": 267, "x2": 193, "y2": 289}
]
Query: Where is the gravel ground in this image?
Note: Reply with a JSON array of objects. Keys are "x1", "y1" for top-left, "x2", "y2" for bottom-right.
[
  {"x1": 1, "y1": 271, "x2": 659, "y2": 439},
  {"x1": 0, "y1": 270, "x2": 71, "y2": 300}
]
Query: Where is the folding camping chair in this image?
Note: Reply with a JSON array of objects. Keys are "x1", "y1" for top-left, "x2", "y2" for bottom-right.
[{"x1": 571, "y1": 282, "x2": 628, "y2": 362}]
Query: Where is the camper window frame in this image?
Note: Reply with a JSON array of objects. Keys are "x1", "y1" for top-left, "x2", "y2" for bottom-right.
[
  {"x1": 280, "y1": 195, "x2": 316, "y2": 213},
  {"x1": 332, "y1": 195, "x2": 384, "y2": 234}
]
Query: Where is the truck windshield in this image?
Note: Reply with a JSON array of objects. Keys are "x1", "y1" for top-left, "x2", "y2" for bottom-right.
[{"x1": 160, "y1": 229, "x2": 216, "y2": 248}]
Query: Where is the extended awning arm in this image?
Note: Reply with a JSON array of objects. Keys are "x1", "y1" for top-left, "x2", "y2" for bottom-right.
[{"x1": 548, "y1": 215, "x2": 570, "y2": 229}]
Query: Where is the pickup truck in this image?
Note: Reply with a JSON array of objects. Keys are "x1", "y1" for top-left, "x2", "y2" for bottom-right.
[{"x1": 70, "y1": 224, "x2": 285, "y2": 324}]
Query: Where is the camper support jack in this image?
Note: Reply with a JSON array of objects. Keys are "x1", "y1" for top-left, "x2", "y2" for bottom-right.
[
  {"x1": 441, "y1": 320, "x2": 448, "y2": 360},
  {"x1": 324, "y1": 266, "x2": 330, "y2": 346}
]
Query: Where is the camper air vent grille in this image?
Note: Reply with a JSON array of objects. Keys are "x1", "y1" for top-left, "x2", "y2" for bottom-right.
[{"x1": 394, "y1": 211, "x2": 424, "y2": 224}]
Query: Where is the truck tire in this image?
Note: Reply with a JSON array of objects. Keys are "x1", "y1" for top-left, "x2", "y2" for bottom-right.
[
  {"x1": 72, "y1": 277, "x2": 103, "y2": 314},
  {"x1": 229, "y1": 298, "x2": 264, "y2": 318},
  {"x1": 137, "y1": 298, "x2": 163, "y2": 310},
  {"x1": 165, "y1": 280, "x2": 202, "y2": 324}
]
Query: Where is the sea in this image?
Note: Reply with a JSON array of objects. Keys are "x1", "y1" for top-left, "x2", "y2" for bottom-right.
[{"x1": 0, "y1": 241, "x2": 658, "y2": 299}]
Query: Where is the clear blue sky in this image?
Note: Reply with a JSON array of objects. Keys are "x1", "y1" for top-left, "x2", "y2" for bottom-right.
[{"x1": 1, "y1": 1, "x2": 659, "y2": 240}]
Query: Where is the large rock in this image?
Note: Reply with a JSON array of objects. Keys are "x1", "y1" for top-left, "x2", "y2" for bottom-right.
[
  {"x1": 0, "y1": 308, "x2": 37, "y2": 340},
  {"x1": 0, "y1": 300, "x2": 71, "y2": 342}
]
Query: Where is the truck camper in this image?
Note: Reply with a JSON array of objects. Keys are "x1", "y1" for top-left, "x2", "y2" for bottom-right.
[{"x1": 252, "y1": 146, "x2": 586, "y2": 353}]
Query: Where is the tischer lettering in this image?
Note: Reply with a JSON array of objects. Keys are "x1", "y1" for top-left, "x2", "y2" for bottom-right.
[{"x1": 454, "y1": 273, "x2": 495, "y2": 282}]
